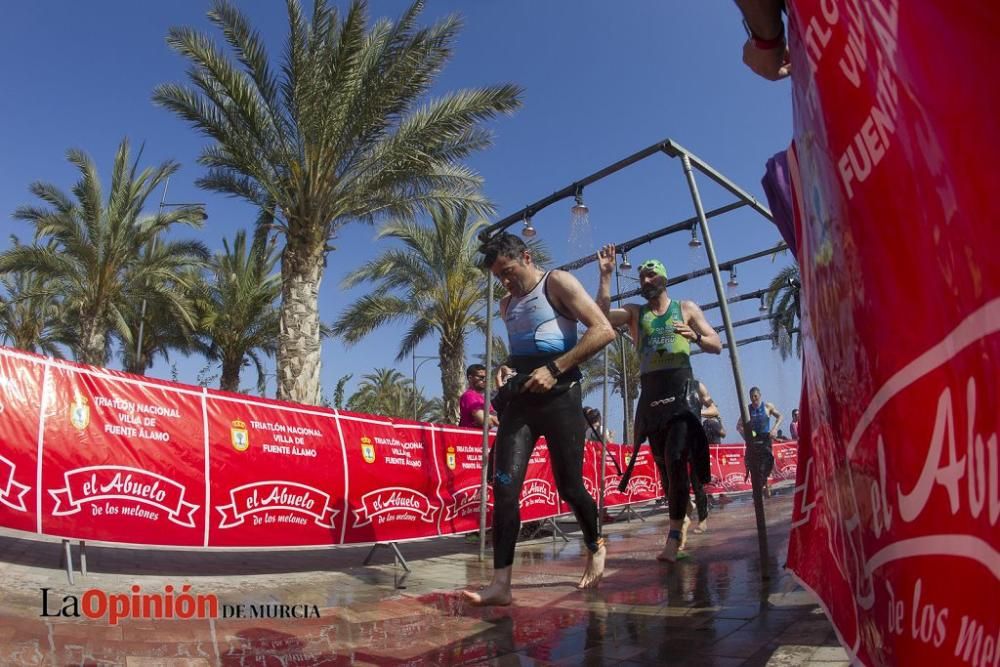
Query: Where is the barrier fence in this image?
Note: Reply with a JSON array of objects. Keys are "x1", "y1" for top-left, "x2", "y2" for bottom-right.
[{"x1": 0, "y1": 345, "x2": 795, "y2": 548}]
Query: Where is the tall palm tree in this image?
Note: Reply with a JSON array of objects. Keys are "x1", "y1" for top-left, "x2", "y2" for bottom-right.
[
  {"x1": 332, "y1": 207, "x2": 543, "y2": 424},
  {"x1": 346, "y1": 368, "x2": 419, "y2": 419},
  {"x1": 0, "y1": 139, "x2": 208, "y2": 367},
  {"x1": 194, "y1": 229, "x2": 281, "y2": 393},
  {"x1": 766, "y1": 264, "x2": 801, "y2": 360},
  {"x1": 154, "y1": 0, "x2": 522, "y2": 405},
  {"x1": 0, "y1": 240, "x2": 69, "y2": 356}
]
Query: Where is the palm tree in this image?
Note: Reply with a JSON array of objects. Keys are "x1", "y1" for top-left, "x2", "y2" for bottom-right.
[
  {"x1": 346, "y1": 368, "x2": 419, "y2": 419},
  {"x1": 194, "y1": 229, "x2": 282, "y2": 393},
  {"x1": 0, "y1": 139, "x2": 208, "y2": 367},
  {"x1": 333, "y1": 207, "x2": 520, "y2": 423},
  {"x1": 154, "y1": 0, "x2": 522, "y2": 405},
  {"x1": 580, "y1": 333, "x2": 639, "y2": 442},
  {"x1": 766, "y1": 264, "x2": 801, "y2": 360},
  {"x1": 0, "y1": 240, "x2": 69, "y2": 356}
]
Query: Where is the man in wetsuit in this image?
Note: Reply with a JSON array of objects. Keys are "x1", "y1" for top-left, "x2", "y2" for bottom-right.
[
  {"x1": 737, "y1": 386, "x2": 782, "y2": 496},
  {"x1": 596, "y1": 244, "x2": 722, "y2": 562},
  {"x1": 690, "y1": 381, "x2": 723, "y2": 534},
  {"x1": 462, "y1": 232, "x2": 615, "y2": 606}
]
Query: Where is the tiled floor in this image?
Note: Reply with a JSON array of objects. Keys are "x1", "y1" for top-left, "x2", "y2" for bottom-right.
[{"x1": 0, "y1": 489, "x2": 850, "y2": 665}]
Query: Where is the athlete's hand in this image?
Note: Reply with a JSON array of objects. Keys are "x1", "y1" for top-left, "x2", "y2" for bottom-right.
[
  {"x1": 672, "y1": 321, "x2": 699, "y2": 342},
  {"x1": 597, "y1": 244, "x2": 617, "y2": 277},
  {"x1": 524, "y1": 365, "x2": 558, "y2": 393},
  {"x1": 495, "y1": 365, "x2": 514, "y2": 387}
]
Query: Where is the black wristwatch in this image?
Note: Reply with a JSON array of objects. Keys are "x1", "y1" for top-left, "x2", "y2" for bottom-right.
[
  {"x1": 695, "y1": 331, "x2": 703, "y2": 345},
  {"x1": 545, "y1": 360, "x2": 562, "y2": 378}
]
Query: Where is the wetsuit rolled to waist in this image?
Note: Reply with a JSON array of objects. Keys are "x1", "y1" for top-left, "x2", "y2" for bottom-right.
[
  {"x1": 490, "y1": 353, "x2": 581, "y2": 416},
  {"x1": 618, "y1": 366, "x2": 710, "y2": 491}
]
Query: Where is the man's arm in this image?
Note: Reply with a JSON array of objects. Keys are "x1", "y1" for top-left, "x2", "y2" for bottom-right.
[
  {"x1": 470, "y1": 409, "x2": 499, "y2": 428},
  {"x1": 734, "y1": 0, "x2": 790, "y2": 80},
  {"x1": 595, "y1": 243, "x2": 635, "y2": 329},
  {"x1": 677, "y1": 301, "x2": 723, "y2": 354},
  {"x1": 523, "y1": 270, "x2": 615, "y2": 392},
  {"x1": 698, "y1": 382, "x2": 721, "y2": 419},
  {"x1": 766, "y1": 402, "x2": 783, "y2": 437}
]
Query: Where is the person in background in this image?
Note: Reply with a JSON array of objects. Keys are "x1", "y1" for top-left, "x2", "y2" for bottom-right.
[
  {"x1": 789, "y1": 408, "x2": 800, "y2": 440},
  {"x1": 690, "y1": 381, "x2": 722, "y2": 534},
  {"x1": 458, "y1": 363, "x2": 498, "y2": 428},
  {"x1": 736, "y1": 386, "x2": 782, "y2": 497}
]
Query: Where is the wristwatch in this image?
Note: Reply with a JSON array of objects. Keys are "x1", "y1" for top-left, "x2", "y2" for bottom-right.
[
  {"x1": 545, "y1": 360, "x2": 562, "y2": 378},
  {"x1": 695, "y1": 331, "x2": 703, "y2": 345}
]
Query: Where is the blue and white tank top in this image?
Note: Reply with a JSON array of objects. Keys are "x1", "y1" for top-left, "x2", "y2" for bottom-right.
[
  {"x1": 504, "y1": 272, "x2": 578, "y2": 356},
  {"x1": 748, "y1": 402, "x2": 770, "y2": 437}
]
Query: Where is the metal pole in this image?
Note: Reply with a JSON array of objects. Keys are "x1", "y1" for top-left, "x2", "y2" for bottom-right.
[
  {"x1": 478, "y1": 271, "x2": 493, "y2": 562},
  {"x1": 614, "y1": 265, "x2": 632, "y2": 444},
  {"x1": 412, "y1": 351, "x2": 417, "y2": 420},
  {"x1": 599, "y1": 345, "x2": 609, "y2": 532},
  {"x1": 136, "y1": 177, "x2": 171, "y2": 365},
  {"x1": 679, "y1": 153, "x2": 770, "y2": 579}
]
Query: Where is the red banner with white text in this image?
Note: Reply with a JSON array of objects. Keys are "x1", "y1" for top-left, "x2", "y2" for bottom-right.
[{"x1": 785, "y1": 2, "x2": 999, "y2": 665}]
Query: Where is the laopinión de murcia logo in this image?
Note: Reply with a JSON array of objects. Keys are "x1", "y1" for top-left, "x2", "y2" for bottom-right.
[{"x1": 40, "y1": 585, "x2": 320, "y2": 625}]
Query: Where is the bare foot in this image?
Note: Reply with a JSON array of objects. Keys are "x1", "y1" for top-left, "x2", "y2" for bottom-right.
[
  {"x1": 679, "y1": 515, "x2": 691, "y2": 550},
  {"x1": 656, "y1": 538, "x2": 680, "y2": 563},
  {"x1": 461, "y1": 583, "x2": 512, "y2": 607},
  {"x1": 576, "y1": 540, "x2": 606, "y2": 589},
  {"x1": 693, "y1": 518, "x2": 708, "y2": 534}
]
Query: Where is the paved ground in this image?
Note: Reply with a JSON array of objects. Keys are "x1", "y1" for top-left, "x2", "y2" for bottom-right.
[{"x1": 0, "y1": 488, "x2": 849, "y2": 665}]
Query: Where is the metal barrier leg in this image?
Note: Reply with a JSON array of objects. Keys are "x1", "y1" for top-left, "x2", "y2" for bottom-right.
[
  {"x1": 363, "y1": 542, "x2": 410, "y2": 573},
  {"x1": 79, "y1": 541, "x2": 87, "y2": 577},
  {"x1": 545, "y1": 517, "x2": 570, "y2": 543}
]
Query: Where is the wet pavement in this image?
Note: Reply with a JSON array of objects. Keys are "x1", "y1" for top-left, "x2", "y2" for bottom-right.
[{"x1": 0, "y1": 489, "x2": 849, "y2": 665}]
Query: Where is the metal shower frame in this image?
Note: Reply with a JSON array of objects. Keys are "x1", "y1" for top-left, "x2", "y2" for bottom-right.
[{"x1": 476, "y1": 138, "x2": 784, "y2": 579}]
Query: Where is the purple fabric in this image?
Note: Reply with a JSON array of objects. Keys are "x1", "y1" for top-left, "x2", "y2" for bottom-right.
[{"x1": 761, "y1": 149, "x2": 797, "y2": 260}]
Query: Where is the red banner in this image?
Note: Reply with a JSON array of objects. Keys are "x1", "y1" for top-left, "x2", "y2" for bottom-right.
[
  {"x1": 336, "y1": 413, "x2": 441, "y2": 544},
  {"x1": 0, "y1": 351, "x2": 42, "y2": 532},
  {"x1": 785, "y1": 2, "x2": 999, "y2": 665},
  {"x1": 434, "y1": 425, "x2": 493, "y2": 534},
  {"x1": 205, "y1": 394, "x2": 345, "y2": 547},
  {"x1": 40, "y1": 365, "x2": 206, "y2": 546}
]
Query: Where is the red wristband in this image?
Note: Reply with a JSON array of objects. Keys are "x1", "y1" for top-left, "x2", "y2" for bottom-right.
[{"x1": 744, "y1": 19, "x2": 785, "y2": 50}]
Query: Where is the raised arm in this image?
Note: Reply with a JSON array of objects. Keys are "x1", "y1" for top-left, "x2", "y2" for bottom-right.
[
  {"x1": 596, "y1": 244, "x2": 636, "y2": 330},
  {"x1": 523, "y1": 270, "x2": 615, "y2": 393}
]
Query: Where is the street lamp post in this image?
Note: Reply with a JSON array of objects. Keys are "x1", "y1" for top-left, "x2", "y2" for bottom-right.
[
  {"x1": 136, "y1": 177, "x2": 205, "y2": 366},
  {"x1": 411, "y1": 353, "x2": 439, "y2": 420}
]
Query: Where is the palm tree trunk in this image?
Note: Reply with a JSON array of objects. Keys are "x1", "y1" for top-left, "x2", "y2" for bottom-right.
[
  {"x1": 277, "y1": 239, "x2": 324, "y2": 405},
  {"x1": 438, "y1": 336, "x2": 465, "y2": 425},
  {"x1": 78, "y1": 318, "x2": 106, "y2": 367},
  {"x1": 220, "y1": 356, "x2": 243, "y2": 393}
]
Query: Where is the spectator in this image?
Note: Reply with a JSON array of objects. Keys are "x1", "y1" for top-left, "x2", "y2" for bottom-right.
[
  {"x1": 789, "y1": 408, "x2": 800, "y2": 440},
  {"x1": 458, "y1": 364, "x2": 498, "y2": 428}
]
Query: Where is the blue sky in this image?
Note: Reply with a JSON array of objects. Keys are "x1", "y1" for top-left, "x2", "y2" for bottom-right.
[{"x1": 0, "y1": 2, "x2": 799, "y2": 437}]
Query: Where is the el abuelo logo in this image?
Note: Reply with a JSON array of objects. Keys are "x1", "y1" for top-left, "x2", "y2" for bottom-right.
[
  {"x1": 49, "y1": 466, "x2": 199, "y2": 527},
  {"x1": 522, "y1": 479, "x2": 556, "y2": 507},
  {"x1": 230, "y1": 419, "x2": 249, "y2": 452},
  {"x1": 361, "y1": 436, "x2": 376, "y2": 464},
  {"x1": 353, "y1": 487, "x2": 437, "y2": 527},
  {"x1": 216, "y1": 481, "x2": 339, "y2": 529},
  {"x1": 444, "y1": 485, "x2": 492, "y2": 521}
]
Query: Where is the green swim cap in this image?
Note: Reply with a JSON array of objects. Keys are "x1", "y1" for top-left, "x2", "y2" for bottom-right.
[{"x1": 638, "y1": 259, "x2": 668, "y2": 280}]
